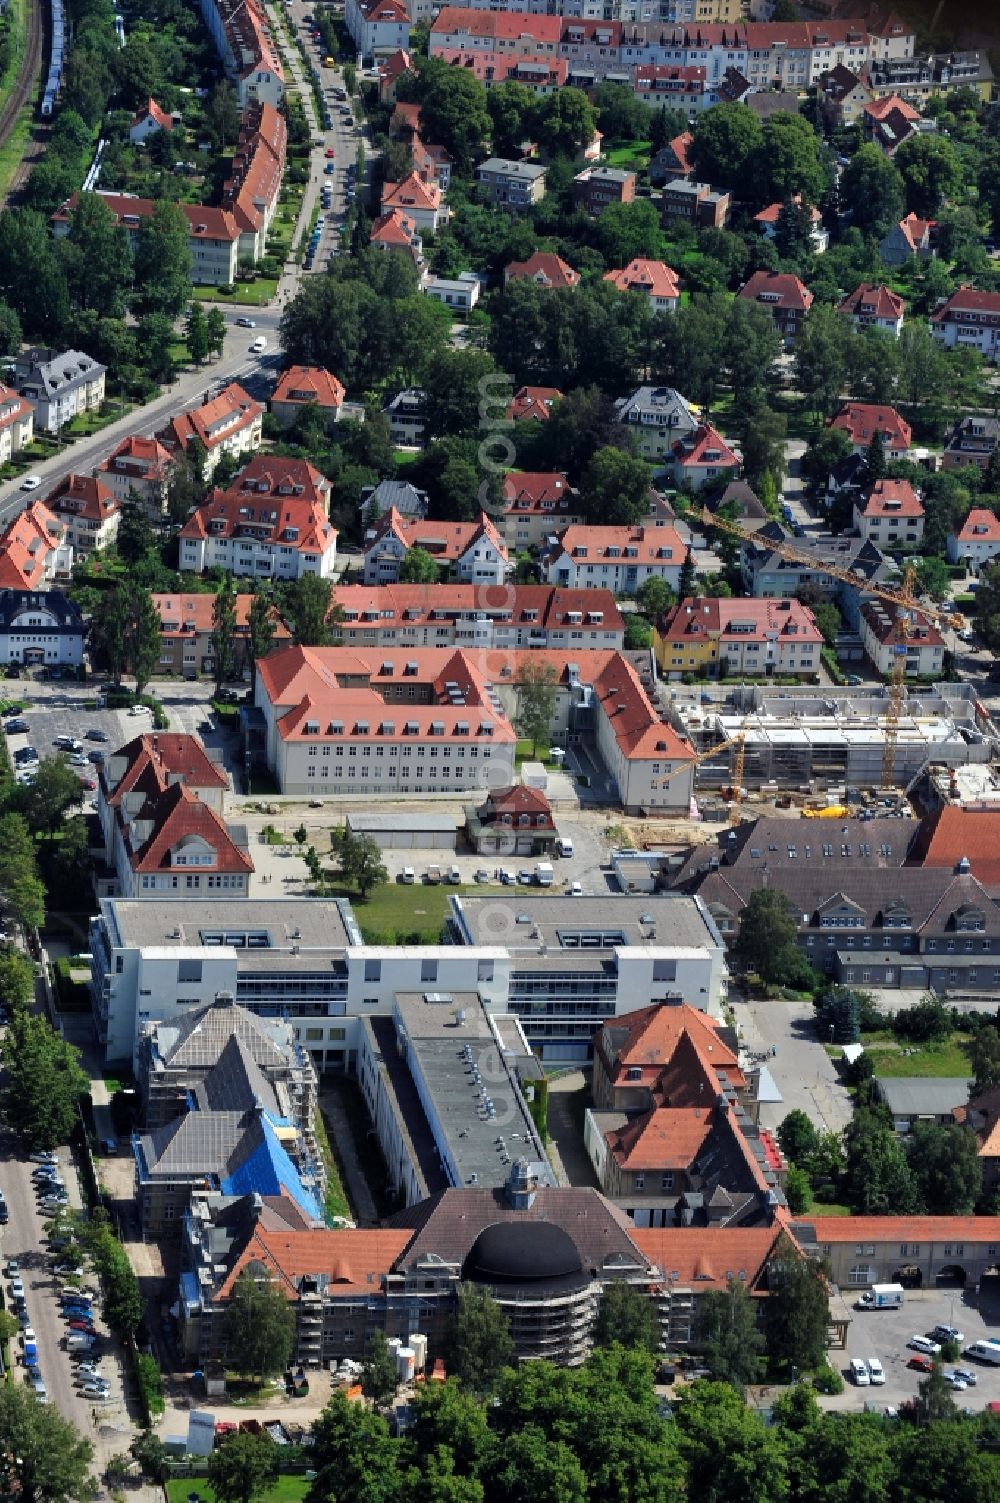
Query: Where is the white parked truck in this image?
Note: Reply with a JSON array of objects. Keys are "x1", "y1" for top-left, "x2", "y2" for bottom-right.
[
  {"x1": 854, "y1": 1284, "x2": 905, "y2": 1310},
  {"x1": 535, "y1": 861, "x2": 554, "y2": 886}
]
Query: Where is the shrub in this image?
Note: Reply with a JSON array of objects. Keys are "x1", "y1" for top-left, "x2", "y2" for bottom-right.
[{"x1": 812, "y1": 1365, "x2": 844, "y2": 1395}]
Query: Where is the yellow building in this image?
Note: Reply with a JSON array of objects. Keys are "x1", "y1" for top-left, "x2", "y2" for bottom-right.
[{"x1": 694, "y1": 0, "x2": 744, "y2": 21}]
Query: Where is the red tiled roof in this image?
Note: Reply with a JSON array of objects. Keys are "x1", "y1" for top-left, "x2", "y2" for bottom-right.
[
  {"x1": 381, "y1": 172, "x2": 443, "y2": 213},
  {"x1": 604, "y1": 258, "x2": 680, "y2": 301},
  {"x1": 333, "y1": 582, "x2": 622, "y2": 635},
  {"x1": 754, "y1": 197, "x2": 822, "y2": 226},
  {"x1": 671, "y1": 423, "x2": 739, "y2": 471},
  {"x1": 837, "y1": 282, "x2": 905, "y2": 321},
  {"x1": 501, "y1": 471, "x2": 574, "y2": 510},
  {"x1": 601, "y1": 1001, "x2": 742, "y2": 1081},
  {"x1": 608, "y1": 1107, "x2": 715, "y2": 1170},
  {"x1": 831, "y1": 402, "x2": 911, "y2": 450},
  {"x1": 812, "y1": 1216, "x2": 1000, "y2": 1243},
  {"x1": 932, "y1": 285, "x2": 1000, "y2": 321},
  {"x1": 127, "y1": 780, "x2": 252, "y2": 875},
  {"x1": 132, "y1": 97, "x2": 173, "y2": 131},
  {"x1": 864, "y1": 92, "x2": 920, "y2": 122},
  {"x1": 159, "y1": 383, "x2": 262, "y2": 454},
  {"x1": 52, "y1": 191, "x2": 242, "y2": 245},
  {"x1": 554, "y1": 522, "x2": 686, "y2": 567},
  {"x1": 367, "y1": 507, "x2": 507, "y2": 564},
  {"x1": 44, "y1": 473, "x2": 119, "y2": 523},
  {"x1": 102, "y1": 733, "x2": 228, "y2": 806},
  {"x1": 861, "y1": 601, "x2": 943, "y2": 649},
  {"x1": 897, "y1": 212, "x2": 934, "y2": 250},
  {"x1": 631, "y1": 1225, "x2": 783, "y2": 1292},
  {"x1": 857, "y1": 478, "x2": 923, "y2": 518},
  {"x1": 593, "y1": 654, "x2": 694, "y2": 762},
  {"x1": 432, "y1": 6, "x2": 562, "y2": 43},
  {"x1": 483, "y1": 784, "x2": 555, "y2": 826},
  {"x1": 378, "y1": 48, "x2": 412, "y2": 84},
  {"x1": 98, "y1": 434, "x2": 173, "y2": 482},
  {"x1": 505, "y1": 251, "x2": 579, "y2": 290},
  {"x1": 270, "y1": 366, "x2": 345, "y2": 412},
  {"x1": 218, "y1": 1225, "x2": 413, "y2": 1300},
  {"x1": 506, "y1": 386, "x2": 563, "y2": 422},
  {"x1": 0, "y1": 498, "x2": 64, "y2": 589},
  {"x1": 152, "y1": 591, "x2": 289, "y2": 641},
  {"x1": 662, "y1": 596, "x2": 822, "y2": 645},
  {"x1": 738, "y1": 270, "x2": 813, "y2": 313},
  {"x1": 955, "y1": 506, "x2": 1000, "y2": 542},
  {"x1": 910, "y1": 806, "x2": 1000, "y2": 889},
  {"x1": 666, "y1": 131, "x2": 693, "y2": 173}
]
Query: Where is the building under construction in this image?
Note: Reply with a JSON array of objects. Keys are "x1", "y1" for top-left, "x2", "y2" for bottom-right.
[{"x1": 672, "y1": 684, "x2": 997, "y2": 793}]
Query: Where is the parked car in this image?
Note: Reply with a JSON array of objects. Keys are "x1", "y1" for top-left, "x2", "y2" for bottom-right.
[
  {"x1": 932, "y1": 1324, "x2": 965, "y2": 1345},
  {"x1": 5, "y1": 718, "x2": 28, "y2": 732},
  {"x1": 127, "y1": 704, "x2": 151, "y2": 717},
  {"x1": 908, "y1": 1335, "x2": 942, "y2": 1355},
  {"x1": 8, "y1": 1278, "x2": 24, "y2": 1299},
  {"x1": 235, "y1": 317, "x2": 256, "y2": 328},
  {"x1": 54, "y1": 735, "x2": 83, "y2": 752},
  {"x1": 943, "y1": 1371, "x2": 967, "y2": 1390},
  {"x1": 952, "y1": 1367, "x2": 977, "y2": 1386},
  {"x1": 85, "y1": 728, "x2": 109, "y2": 742},
  {"x1": 850, "y1": 1358, "x2": 870, "y2": 1386},
  {"x1": 908, "y1": 1354, "x2": 934, "y2": 1372}
]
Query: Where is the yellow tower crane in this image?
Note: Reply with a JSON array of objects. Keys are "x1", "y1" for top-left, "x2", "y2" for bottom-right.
[{"x1": 699, "y1": 508, "x2": 964, "y2": 790}]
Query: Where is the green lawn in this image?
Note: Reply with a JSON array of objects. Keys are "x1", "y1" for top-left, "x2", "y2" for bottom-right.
[
  {"x1": 167, "y1": 1479, "x2": 310, "y2": 1503},
  {"x1": 806, "y1": 1201, "x2": 853, "y2": 1218},
  {"x1": 515, "y1": 740, "x2": 561, "y2": 766},
  {"x1": 861, "y1": 1036, "x2": 973, "y2": 1078},
  {"x1": 331, "y1": 879, "x2": 456, "y2": 943},
  {"x1": 604, "y1": 138, "x2": 651, "y2": 169},
  {"x1": 193, "y1": 278, "x2": 279, "y2": 307}
]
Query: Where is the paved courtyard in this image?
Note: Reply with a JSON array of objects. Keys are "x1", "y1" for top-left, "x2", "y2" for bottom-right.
[{"x1": 731, "y1": 995, "x2": 853, "y2": 1136}]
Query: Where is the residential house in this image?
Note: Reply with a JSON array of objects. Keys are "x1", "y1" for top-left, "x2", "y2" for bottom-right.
[
  {"x1": 429, "y1": 9, "x2": 562, "y2": 60},
  {"x1": 430, "y1": 48, "x2": 568, "y2": 92},
  {"x1": 52, "y1": 192, "x2": 243, "y2": 287},
  {"x1": 0, "y1": 500, "x2": 70, "y2": 590},
  {"x1": 648, "y1": 131, "x2": 693, "y2": 185},
  {"x1": 866, "y1": 48, "x2": 994, "y2": 108},
  {"x1": 108, "y1": 779, "x2": 253, "y2": 901},
  {"x1": 941, "y1": 415, "x2": 1000, "y2": 474},
  {"x1": 13, "y1": 347, "x2": 106, "y2": 434},
  {"x1": 831, "y1": 401, "x2": 911, "y2": 460},
  {"x1": 753, "y1": 198, "x2": 828, "y2": 253},
  {"x1": 269, "y1": 366, "x2": 346, "y2": 431},
  {"x1": 701, "y1": 479, "x2": 768, "y2": 528},
  {"x1": 44, "y1": 474, "x2": 121, "y2": 556},
  {"x1": 466, "y1": 784, "x2": 557, "y2": 857},
  {"x1": 614, "y1": 385, "x2": 699, "y2": 462},
  {"x1": 254, "y1": 644, "x2": 517, "y2": 797},
  {"x1": 946, "y1": 507, "x2": 1000, "y2": 569},
  {"x1": 660, "y1": 180, "x2": 730, "y2": 229},
  {"x1": 178, "y1": 457, "x2": 336, "y2": 580},
  {"x1": 500, "y1": 471, "x2": 582, "y2": 549},
  {"x1": 852, "y1": 478, "x2": 924, "y2": 547},
  {"x1": 545, "y1": 522, "x2": 686, "y2": 593},
  {"x1": 737, "y1": 271, "x2": 813, "y2": 344},
  {"x1": 741, "y1": 524, "x2": 893, "y2": 622},
  {"x1": 151, "y1": 591, "x2": 289, "y2": 679},
  {"x1": 157, "y1": 382, "x2": 264, "y2": 480},
  {"x1": 476, "y1": 158, "x2": 547, "y2": 213},
  {"x1": 930, "y1": 287, "x2": 1000, "y2": 361},
  {"x1": 97, "y1": 732, "x2": 229, "y2": 861},
  {"x1": 196, "y1": 0, "x2": 285, "y2": 109},
  {"x1": 572, "y1": 166, "x2": 636, "y2": 215},
  {"x1": 369, "y1": 208, "x2": 425, "y2": 270},
  {"x1": 604, "y1": 258, "x2": 680, "y2": 315},
  {"x1": 377, "y1": 47, "x2": 413, "y2": 100},
  {"x1": 423, "y1": 271, "x2": 481, "y2": 312},
  {"x1": 880, "y1": 212, "x2": 935, "y2": 266},
  {"x1": 97, "y1": 435, "x2": 174, "y2": 515},
  {"x1": 874, "y1": 1077, "x2": 971, "y2": 1135},
  {"x1": 504, "y1": 250, "x2": 578, "y2": 290},
  {"x1": 819, "y1": 63, "x2": 873, "y2": 129},
  {"x1": 837, "y1": 282, "x2": 906, "y2": 337},
  {"x1": 330, "y1": 583, "x2": 623, "y2": 651},
  {"x1": 384, "y1": 388, "x2": 427, "y2": 447},
  {"x1": 661, "y1": 424, "x2": 740, "y2": 491},
  {"x1": 506, "y1": 385, "x2": 563, "y2": 423},
  {"x1": 220, "y1": 101, "x2": 287, "y2": 264},
  {"x1": 0, "y1": 385, "x2": 34, "y2": 463},
  {"x1": 345, "y1": 0, "x2": 410, "y2": 61},
  {"x1": 655, "y1": 597, "x2": 823, "y2": 680},
  {"x1": 358, "y1": 479, "x2": 429, "y2": 524},
  {"x1": 0, "y1": 590, "x2": 84, "y2": 667},
  {"x1": 862, "y1": 91, "x2": 923, "y2": 153},
  {"x1": 633, "y1": 63, "x2": 710, "y2": 111},
  {"x1": 363, "y1": 507, "x2": 508, "y2": 585},
  {"x1": 129, "y1": 97, "x2": 174, "y2": 145},
  {"x1": 380, "y1": 172, "x2": 448, "y2": 232},
  {"x1": 860, "y1": 601, "x2": 944, "y2": 677}
]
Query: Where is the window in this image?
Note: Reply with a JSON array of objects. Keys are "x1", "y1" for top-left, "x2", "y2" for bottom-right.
[
  {"x1": 661, "y1": 1173, "x2": 674, "y2": 1190},
  {"x1": 848, "y1": 1264, "x2": 874, "y2": 1286},
  {"x1": 364, "y1": 960, "x2": 381, "y2": 983},
  {"x1": 178, "y1": 960, "x2": 202, "y2": 984},
  {"x1": 305, "y1": 1027, "x2": 323, "y2": 1041},
  {"x1": 420, "y1": 960, "x2": 438, "y2": 984},
  {"x1": 634, "y1": 1174, "x2": 644, "y2": 1189}
]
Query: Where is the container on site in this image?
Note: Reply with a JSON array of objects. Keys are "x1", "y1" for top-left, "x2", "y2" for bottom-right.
[
  {"x1": 396, "y1": 1346, "x2": 416, "y2": 1383},
  {"x1": 535, "y1": 861, "x2": 554, "y2": 886}
]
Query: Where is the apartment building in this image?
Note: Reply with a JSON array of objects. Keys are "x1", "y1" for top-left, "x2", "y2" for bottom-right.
[
  {"x1": 178, "y1": 457, "x2": 336, "y2": 580},
  {"x1": 0, "y1": 500, "x2": 70, "y2": 590},
  {"x1": 737, "y1": 271, "x2": 813, "y2": 344},
  {"x1": 660, "y1": 180, "x2": 730, "y2": 229},
  {"x1": 860, "y1": 601, "x2": 944, "y2": 678},
  {"x1": 656, "y1": 597, "x2": 823, "y2": 680},
  {"x1": 329, "y1": 583, "x2": 623, "y2": 651},
  {"x1": 158, "y1": 383, "x2": 264, "y2": 480},
  {"x1": 197, "y1": 0, "x2": 284, "y2": 108},
  {"x1": 614, "y1": 385, "x2": 698, "y2": 462},
  {"x1": 831, "y1": 401, "x2": 912, "y2": 460},
  {"x1": 363, "y1": 508, "x2": 508, "y2": 585},
  {"x1": 97, "y1": 435, "x2": 174, "y2": 515},
  {"x1": 220, "y1": 101, "x2": 286, "y2": 263},
  {"x1": 346, "y1": 0, "x2": 411, "y2": 61},
  {"x1": 930, "y1": 287, "x2": 1000, "y2": 361},
  {"x1": 269, "y1": 366, "x2": 346, "y2": 431},
  {"x1": 837, "y1": 282, "x2": 905, "y2": 337},
  {"x1": 0, "y1": 384, "x2": 34, "y2": 463},
  {"x1": 151, "y1": 590, "x2": 289, "y2": 679},
  {"x1": 572, "y1": 166, "x2": 636, "y2": 215},
  {"x1": 545, "y1": 522, "x2": 686, "y2": 592},
  {"x1": 476, "y1": 158, "x2": 547, "y2": 213},
  {"x1": 941, "y1": 416, "x2": 1000, "y2": 475},
  {"x1": 852, "y1": 478, "x2": 924, "y2": 547},
  {"x1": 947, "y1": 507, "x2": 1000, "y2": 570},
  {"x1": 500, "y1": 470, "x2": 582, "y2": 548},
  {"x1": 12, "y1": 347, "x2": 106, "y2": 434},
  {"x1": 43, "y1": 473, "x2": 121, "y2": 556},
  {"x1": 52, "y1": 193, "x2": 242, "y2": 287},
  {"x1": 0, "y1": 589, "x2": 84, "y2": 667}
]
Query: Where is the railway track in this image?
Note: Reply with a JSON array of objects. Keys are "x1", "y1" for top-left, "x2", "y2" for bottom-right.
[{"x1": 0, "y1": 0, "x2": 45, "y2": 204}]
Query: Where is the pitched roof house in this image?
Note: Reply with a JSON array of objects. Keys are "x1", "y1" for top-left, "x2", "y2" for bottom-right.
[
  {"x1": 0, "y1": 499, "x2": 69, "y2": 589},
  {"x1": 837, "y1": 281, "x2": 905, "y2": 336},
  {"x1": 43, "y1": 473, "x2": 121, "y2": 555},
  {"x1": 380, "y1": 171, "x2": 448, "y2": 231},
  {"x1": 157, "y1": 382, "x2": 264, "y2": 478},
  {"x1": 830, "y1": 401, "x2": 911, "y2": 458},
  {"x1": 369, "y1": 207, "x2": 424, "y2": 270},
  {"x1": 506, "y1": 385, "x2": 563, "y2": 422},
  {"x1": 853, "y1": 478, "x2": 924, "y2": 546},
  {"x1": 178, "y1": 457, "x2": 337, "y2": 579},
  {"x1": 880, "y1": 212, "x2": 935, "y2": 266},
  {"x1": 947, "y1": 506, "x2": 1000, "y2": 568},
  {"x1": 468, "y1": 783, "x2": 557, "y2": 856},
  {"x1": 604, "y1": 257, "x2": 680, "y2": 314},
  {"x1": 269, "y1": 366, "x2": 346, "y2": 431},
  {"x1": 363, "y1": 507, "x2": 509, "y2": 586},
  {"x1": 97, "y1": 435, "x2": 174, "y2": 514},
  {"x1": 737, "y1": 270, "x2": 813, "y2": 343},
  {"x1": 504, "y1": 251, "x2": 579, "y2": 290},
  {"x1": 500, "y1": 470, "x2": 581, "y2": 548},
  {"x1": 129, "y1": 97, "x2": 174, "y2": 144}
]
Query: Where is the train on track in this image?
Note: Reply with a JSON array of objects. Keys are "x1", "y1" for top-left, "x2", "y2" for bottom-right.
[{"x1": 41, "y1": 0, "x2": 65, "y2": 118}]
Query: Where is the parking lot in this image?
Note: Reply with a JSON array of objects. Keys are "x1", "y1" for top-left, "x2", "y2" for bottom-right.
[
  {"x1": 830, "y1": 1285, "x2": 1000, "y2": 1413},
  {"x1": 2, "y1": 688, "x2": 148, "y2": 802}
]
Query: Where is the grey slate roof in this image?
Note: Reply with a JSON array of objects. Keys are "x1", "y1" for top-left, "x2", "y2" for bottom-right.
[
  {"x1": 875, "y1": 1078, "x2": 971, "y2": 1117},
  {"x1": 155, "y1": 998, "x2": 291, "y2": 1073},
  {"x1": 192, "y1": 1036, "x2": 281, "y2": 1117}
]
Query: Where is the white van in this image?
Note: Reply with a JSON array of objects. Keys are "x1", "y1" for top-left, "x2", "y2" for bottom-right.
[
  {"x1": 555, "y1": 837, "x2": 574, "y2": 858},
  {"x1": 965, "y1": 1339, "x2": 1000, "y2": 1365},
  {"x1": 250, "y1": 335, "x2": 267, "y2": 354},
  {"x1": 400, "y1": 866, "x2": 415, "y2": 884},
  {"x1": 850, "y1": 1358, "x2": 870, "y2": 1386}
]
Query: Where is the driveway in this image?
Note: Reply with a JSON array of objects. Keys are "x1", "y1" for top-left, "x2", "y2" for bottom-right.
[{"x1": 731, "y1": 994, "x2": 852, "y2": 1136}]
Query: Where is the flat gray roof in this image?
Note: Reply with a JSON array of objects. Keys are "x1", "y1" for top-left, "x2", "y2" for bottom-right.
[
  {"x1": 345, "y1": 813, "x2": 458, "y2": 833},
  {"x1": 451, "y1": 893, "x2": 718, "y2": 953},
  {"x1": 104, "y1": 897, "x2": 359, "y2": 952},
  {"x1": 394, "y1": 992, "x2": 553, "y2": 1191}
]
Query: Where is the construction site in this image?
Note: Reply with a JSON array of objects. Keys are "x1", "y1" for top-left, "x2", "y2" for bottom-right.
[{"x1": 668, "y1": 683, "x2": 998, "y2": 796}]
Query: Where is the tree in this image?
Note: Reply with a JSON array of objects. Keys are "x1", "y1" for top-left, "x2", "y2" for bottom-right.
[
  {"x1": 752, "y1": 113, "x2": 827, "y2": 207},
  {"x1": 0, "y1": 810, "x2": 46, "y2": 932},
  {"x1": 420, "y1": 66, "x2": 491, "y2": 174},
  {"x1": 690, "y1": 103, "x2": 763, "y2": 193},
  {"x1": 764, "y1": 1239, "x2": 829, "y2": 1374},
  {"x1": 839, "y1": 145, "x2": 905, "y2": 239},
  {"x1": 205, "y1": 80, "x2": 241, "y2": 151},
  {"x1": 912, "y1": 1360, "x2": 958, "y2": 1426},
  {"x1": 116, "y1": 495, "x2": 158, "y2": 566},
  {"x1": 808, "y1": 600, "x2": 841, "y2": 648},
  {"x1": 0, "y1": 947, "x2": 35, "y2": 1009},
  {"x1": 732, "y1": 888, "x2": 812, "y2": 988},
  {"x1": 211, "y1": 574, "x2": 238, "y2": 693},
  {"x1": 515, "y1": 659, "x2": 559, "y2": 756},
  {"x1": 784, "y1": 1165, "x2": 812, "y2": 1213},
  {"x1": 224, "y1": 1269, "x2": 295, "y2": 1382},
  {"x1": 534, "y1": 88, "x2": 597, "y2": 157},
  {"x1": 208, "y1": 1432, "x2": 278, "y2": 1503},
  {"x1": 843, "y1": 1106, "x2": 920, "y2": 1215},
  {"x1": 308, "y1": 1391, "x2": 399, "y2": 1503},
  {"x1": 592, "y1": 1283, "x2": 661, "y2": 1355},
  {"x1": 247, "y1": 582, "x2": 278, "y2": 693},
  {"x1": 594, "y1": 82, "x2": 651, "y2": 143},
  {"x1": 62, "y1": 191, "x2": 133, "y2": 319},
  {"x1": 636, "y1": 575, "x2": 673, "y2": 621},
  {"x1": 185, "y1": 302, "x2": 210, "y2": 365},
  {"x1": 15, "y1": 756, "x2": 84, "y2": 840},
  {"x1": 677, "y1": 547, "x2": 696, "y2": 600},
  {"x1": 674, "y1": 1380, "x2": 788, "y2": 1503},
  {"x1": 895, "y1": 133, "x2": 963, "y2": 217},
  {"x1": 696, "y1": 1277, "x2": 766, "y2": 1392},
  {"x1": 907, "y1": 1121, "x2": 982, "y2": 1214},
  {"x1": 865, "y1": 429, "x2": 886, "y2": 483},
  {"x1": 206, "y1": 306, "x2": 227, "y2": 361},
  {"x1": 0, "y1": 1008, "x2": 88, "y2": 1147},
  {"x1": 422, "y1": 348, "x2": 497, "y2": 439},
  {"x1": 361, "y1": 1331, "x2": 399, "y2": 1412},
  {"x1": 336, "y1": 832, "x2": 388, "y2": 902},
  {"x1": 399, "y1": 547, "x2": 440, "y2": 585},
  {"x1": 814, "y1": 984, "x2": 862, "y2": 1044},
  {"x1": 795, "y1": 303, "x2": 850, "y2": 417},
  {"x1": 801, "y1": 426, "x2": 853, "y2": 495},
  {"x1": 447, "y1": 1285, "x2": 514, "y2": 1396},
  {"x1": 913, "y1": 554, "x2": 952, "y2": 602},
  {"x1": 133, "y1": 199, "x2": 192, "y2": 318},
  {"x1": 970, "y1": 1023, "x2": 1000, "y2": 1096},
  {"x1": 280, "y1": 575, "x2": 334, "y2": 646},
  {"x1": 777, "y1": 1109, "x2": 819, "y2": 1168},
  {"x1": 128, "y1": 584, "x2": 164, "y2": 696},
  {"x1": 403, "y1": 1380, "x2": 491, "y2": 1478},
  {"x1": 0, "y1": 1382, "x2": 94, "y2": 1503},
  {"x1": 579, "y1": 446, "x2": 650, "y2": 527},
  {"x1": 129, "y1": 1433, "x2": 168, "y2": 1484},
  {"x1": 488, "y1": 81, "x2": 537, "y2": 159}
]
